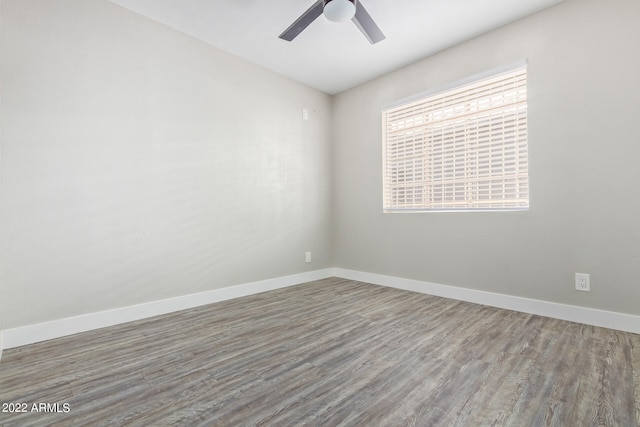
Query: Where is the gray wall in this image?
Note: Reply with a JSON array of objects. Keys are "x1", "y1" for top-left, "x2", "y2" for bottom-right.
[
  {"x1": 0, "y1": 0, "x2": 332, "y2": 329},
  {"x1": 331, "y1": 0, "x2": 640, "y2": 315},
  {"x1": 2, "y1": 0, "x2": 639, "y2": 333}
]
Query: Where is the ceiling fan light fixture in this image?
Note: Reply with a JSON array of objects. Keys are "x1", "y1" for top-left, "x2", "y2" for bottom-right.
[{"x1": 323, "y1": 0, "x2": 356, "y2": 23}]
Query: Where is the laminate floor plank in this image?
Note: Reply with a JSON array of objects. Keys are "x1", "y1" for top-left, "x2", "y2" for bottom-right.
[
  {"x1": 1, "y1": 278, "x2": 638, "y2": 426},
  {"x1": 632, "y1": 333, "x2": 640, "y2": 425}
]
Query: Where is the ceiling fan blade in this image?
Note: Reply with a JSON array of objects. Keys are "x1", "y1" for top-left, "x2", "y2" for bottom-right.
[
  {"x1": 279, "y1": 0, "x2": 325, "y2": 41},
  {"x1": 352, "y1": 1, "x2": 385, "y2": 44}
]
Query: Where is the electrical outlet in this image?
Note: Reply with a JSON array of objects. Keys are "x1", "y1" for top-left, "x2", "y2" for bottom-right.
[
  {"x1": 305, "y1": 252, "x2": 311, "y2": 263},
  {"x1": 575, "y1": 273, "x2": 590, "y2": 292},
  {"x1": 302, "y1": 108, "x2": 308, "y2": 120}
]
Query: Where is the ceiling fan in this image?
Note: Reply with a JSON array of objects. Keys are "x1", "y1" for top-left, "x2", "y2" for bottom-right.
[{"x1": 279, "y1": 0, "x2": 385, "y2": 44}]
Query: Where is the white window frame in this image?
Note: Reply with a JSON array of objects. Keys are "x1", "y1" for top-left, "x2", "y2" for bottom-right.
[{"x1": 382, "y1": 61, "x2": 529, "y2": 213}]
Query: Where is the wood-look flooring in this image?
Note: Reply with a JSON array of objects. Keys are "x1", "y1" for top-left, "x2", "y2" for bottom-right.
[{"x1": 1, "y1": 277, "x2": 639, "y2": 426}]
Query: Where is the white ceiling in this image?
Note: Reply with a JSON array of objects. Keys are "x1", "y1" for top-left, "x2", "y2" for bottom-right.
[{"x1": 109, "y1": 0, "x2": 564, "y2": 94}]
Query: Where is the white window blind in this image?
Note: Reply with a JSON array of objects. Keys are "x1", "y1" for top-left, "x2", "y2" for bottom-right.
[{"x1": 382, "y1": 64, "x2": 529, "y2": 212}]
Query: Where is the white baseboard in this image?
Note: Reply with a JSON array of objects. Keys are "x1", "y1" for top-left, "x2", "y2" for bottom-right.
[
  {"x1": 3, "y1": 267, "x2": 638, "y2": 351},
  {"x1": 1, "y1": 269, "x2": 334, "y2": 350},
  {"x1": 333, "y1": 268, "x2": 640, "y2": 335}
]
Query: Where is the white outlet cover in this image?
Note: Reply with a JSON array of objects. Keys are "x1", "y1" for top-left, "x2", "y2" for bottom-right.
[{"x1": 575, "y1": 273, "x2": 590, "y2": 292}]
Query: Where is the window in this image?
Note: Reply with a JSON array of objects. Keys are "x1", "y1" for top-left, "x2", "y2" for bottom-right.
[{"x1": 382, "y1": 62, "x2": 529, "y2": 212}]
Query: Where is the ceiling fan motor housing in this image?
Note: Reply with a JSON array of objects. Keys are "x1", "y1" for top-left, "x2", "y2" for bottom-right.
[{"x1": 323, "y1": 0, "x2": 357, "y2": 23}]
